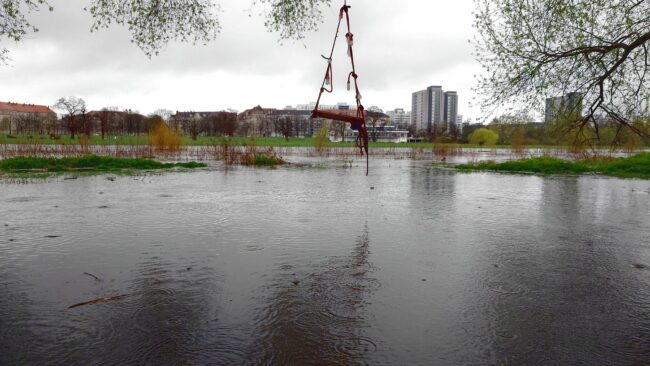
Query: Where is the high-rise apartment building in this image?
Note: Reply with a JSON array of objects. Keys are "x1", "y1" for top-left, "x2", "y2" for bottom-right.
[
  {"x1": 428, "y1": 86, "x2": 445, "y2": 132},
  {"x1": 545, "y1": 93, "x2": 582, "y2": 124},
  {"x1": 411, "y1": 90, "x2": 430, "y2": 131},
  {"x1": 411, "y1": 86, "x2": 455, "y2": 133},
  {"x1": 444, "y1": 91, "x2": 458, "y2": 132}
]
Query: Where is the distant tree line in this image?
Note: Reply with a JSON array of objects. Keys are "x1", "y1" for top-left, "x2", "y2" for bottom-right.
[
  {"x1": 462, "y1": 115, "x2": 650, "y2": 149},
  {"x1": 7, "y1": 95, "x2": 647, "y2": 148}
]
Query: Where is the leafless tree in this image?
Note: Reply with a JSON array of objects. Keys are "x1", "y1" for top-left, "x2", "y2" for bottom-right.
[
  {"x1": 54, "y1": 96, "x2": 87, "y2": 139},
  {"x1": 366, "y1": 111, "x2": 386, "y2": 143},
  {"x1": 215, "y1": 113, "x2": 238, "y2": 136},
  {"x1": 152, "y1": 109, "x2": 173, "y2": 121},
  {"x1": 331, "y1": 121, "x2": 346, "y2": 142},
  {"x1": 277, "y1": 116, "x2": 294, "y2": 141}
]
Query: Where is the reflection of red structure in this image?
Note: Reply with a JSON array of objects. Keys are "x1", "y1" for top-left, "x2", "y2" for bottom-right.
[{"x1": 311, "y1": 0, "x2": 369, "y2": 175}]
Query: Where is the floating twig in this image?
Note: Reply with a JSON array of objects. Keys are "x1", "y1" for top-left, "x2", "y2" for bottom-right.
[
  {"x1": 68, "y1": 294, "x2": 131, "y2": 309},
  {"x1": 83, "y1": 272, "x2": 101, "y2": 281}
]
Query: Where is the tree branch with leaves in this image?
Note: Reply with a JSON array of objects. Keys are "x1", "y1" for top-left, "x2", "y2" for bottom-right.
[
  {"x1": 473, "y1": 0, "x2": 650, "y2": 145},
  {"x1": 1, "y1": 0, "x2": 331, "y2": 62},
  {"x1": 0, "y1": 0, "x2": 52, "y2": 64}
]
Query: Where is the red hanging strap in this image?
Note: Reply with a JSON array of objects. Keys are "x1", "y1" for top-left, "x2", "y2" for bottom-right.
[{"x1": 311, "y1": 0, "x2": 369, "y2": 175}]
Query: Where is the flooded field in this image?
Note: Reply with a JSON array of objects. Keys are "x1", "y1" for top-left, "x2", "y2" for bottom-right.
[{"x1": 1, "y1": 157, "x2": 650, "y2": 364}]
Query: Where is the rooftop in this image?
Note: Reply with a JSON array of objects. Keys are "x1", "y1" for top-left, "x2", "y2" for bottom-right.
[{"x1": 0, "y1": 102, "x2": 55, "y2": 114}]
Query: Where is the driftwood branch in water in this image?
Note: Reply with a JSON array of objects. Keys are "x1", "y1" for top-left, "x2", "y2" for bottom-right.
[
  {"x1": 83, "y1": 272, "x2": 101, "y2": 281},
  {"x1": 68, "y1": 294, "x2": 131, "y2": 309}
]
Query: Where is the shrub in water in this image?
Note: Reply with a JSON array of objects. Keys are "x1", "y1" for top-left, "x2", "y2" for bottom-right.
[{"x1": 149, "y1": 122, "x2": 181, "y2": 152}]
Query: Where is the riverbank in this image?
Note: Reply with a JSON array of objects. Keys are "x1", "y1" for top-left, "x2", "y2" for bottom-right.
[
  {"x1": 0, "y1": 155, "x2": 206, "y2": 173},
  {"x1": 446, "y1": 153, "x2": 650, "y2": 179}
]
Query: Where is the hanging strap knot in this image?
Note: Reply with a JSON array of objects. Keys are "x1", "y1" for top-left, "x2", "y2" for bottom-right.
[
  {"x1": 346, "y1": 33, "x2": 354, "y2": 57},
  {"x1": 347, "y1": 71, "x2": 358, "y2": 90},
  {"x1": 346, "y1": 33, "x2": 354, "y2": 47},
  {"x1": 339, "y1": 4, "x2": 351, "y2": 18},
  {"x1": 324, "y1": 59, "x2": 332, "y2": 85}
]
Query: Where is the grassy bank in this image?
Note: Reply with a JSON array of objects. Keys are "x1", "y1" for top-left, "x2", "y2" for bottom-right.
[
  {"x1": 0, "y1": 155, "x2": 206, "y2": 173},
  {"x1": 450, "y1": 153, "x2": 650, "y2": 179}
]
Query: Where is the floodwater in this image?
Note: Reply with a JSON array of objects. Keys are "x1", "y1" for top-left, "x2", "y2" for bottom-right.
[{"x1": 1, "y1": 158, "x2": 650, "y2": 365}]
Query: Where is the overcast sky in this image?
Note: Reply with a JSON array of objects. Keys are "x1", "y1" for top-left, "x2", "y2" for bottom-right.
[{"x1": 1, "y1": 0, "x2": 485, "y2": 120}]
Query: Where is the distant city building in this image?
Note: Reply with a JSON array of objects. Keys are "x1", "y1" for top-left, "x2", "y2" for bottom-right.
[
  {"x1": 337, "y1": 111, "x2": 405, "y2": 143},
  {"x1": 411, "y1": 86, "x2": 452, "y2": 133},
  {"x1": 545, "y1": 92, "x2": 582, "y2": 124},
  {"x1": 428, "y1": 86, "x2": 445, "y2": 132},
  {"x1": 237, "y1": 104, "x2": 356, "y2": 137},
  {"x1": 411, "y1": 90, "x2": 430, "y2": 131},
  {"x1": 295, "y1": 102, "x2": 350, "y2": 111},
  {"x1": 296, "y1": 103, "x2": 314, "y2": 110},
  {"x1": 0, "y1": 101, "x2": 56, "y2": 134},
  {"x1": 238, "y1": 106, "x2": 279, "y2": 137},
  {"x1": 386, "y1": 108, "x2": 411, "y2": 130},
  {"x1": 444, "y1": 91, "x2": 458, "y2": 132},
  {"x1": 275, "y1": 109, "x2": 314, "y2": 136}
]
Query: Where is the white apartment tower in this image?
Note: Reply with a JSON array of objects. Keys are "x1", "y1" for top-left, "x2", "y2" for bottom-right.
[
  {"x1": 428, "y1": 86, "x2": 445, "y2": 132},
  {"x1": 411, "y1": 86, "x2": 447, "y2": 133},
  {"x1": 411, "y1": 90, "x2": 429, "y2": 131}
]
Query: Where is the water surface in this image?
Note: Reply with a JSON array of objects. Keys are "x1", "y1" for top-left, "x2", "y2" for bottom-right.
[{"x1": 1, "y1": 159, "x2": 650, "y2": 365}]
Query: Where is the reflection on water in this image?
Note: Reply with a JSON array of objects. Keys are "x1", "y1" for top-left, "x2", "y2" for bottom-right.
[
  {"x1": 254, "y1": 224, "x2": 377, "y2": 365},
  {"x1": 1, "y1": 159, "x2": 650, "y2": 364}
]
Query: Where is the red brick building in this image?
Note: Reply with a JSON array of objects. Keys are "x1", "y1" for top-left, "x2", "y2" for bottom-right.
[{"x1": 0, "y1": 102, "x2": 57, "y2": 134}]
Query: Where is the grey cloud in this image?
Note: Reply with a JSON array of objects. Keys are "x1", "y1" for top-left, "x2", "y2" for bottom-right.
[{"x1": 1, "y1": 0, "x2": 483, "y2": 117}]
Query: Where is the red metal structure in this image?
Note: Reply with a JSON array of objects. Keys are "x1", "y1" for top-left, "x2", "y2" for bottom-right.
[{"x1": 311, "y1": 0, "x2": 369, "y2": 175}]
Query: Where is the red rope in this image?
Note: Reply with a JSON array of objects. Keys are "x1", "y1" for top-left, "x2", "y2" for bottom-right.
[{"x1": 312, "y1": 0, "x2": 369, "y2": 175}]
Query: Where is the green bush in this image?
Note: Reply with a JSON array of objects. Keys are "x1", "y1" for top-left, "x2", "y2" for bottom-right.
[{"x1": 469, "y1": 128, "x2": 499, "y2": 146}]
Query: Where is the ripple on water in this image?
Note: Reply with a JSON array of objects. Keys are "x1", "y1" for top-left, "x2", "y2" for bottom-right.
[
  {"x1": 333, "y1": 336, "x2": 378, "y2": 358},
  {"x1": 487, "y1": 281, "x2": 526, "y2": 295},
  {"x1": 243, "y1": 244, "x2": 265, "y2": 253},
  {"x1": 292, "y1": 310, "x2": 336, "y2": 329},
  {"x1": 5, "y1": 196, "x2": 40, "y2": 203}
]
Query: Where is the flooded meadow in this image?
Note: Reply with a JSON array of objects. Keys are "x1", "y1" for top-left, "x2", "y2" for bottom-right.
[{"x1": 1, "y1": 155, "x2": 650, "y2": 365}]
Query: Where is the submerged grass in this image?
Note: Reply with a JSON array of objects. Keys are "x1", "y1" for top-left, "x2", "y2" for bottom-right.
[
  {"x1": 251, "y1": 154, "x2": 284, "y2": 166},
  {"x1": 450, "y1": 153, "x2": 650, "y2": 179},
  {"x1": 0, "y1": 155, "x2": 207, "y2": 173}
]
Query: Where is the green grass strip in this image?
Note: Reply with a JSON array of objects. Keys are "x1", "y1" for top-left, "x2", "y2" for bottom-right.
[
  {"x1": 0, "y1": 155, "x2": 207, "y2": 172},
  {"x1": 451, "y1": 153, "x2": 650, "y2": 179},
  {"x1": 1, "y1": 134, "x2": 571, "y2": 149}
]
